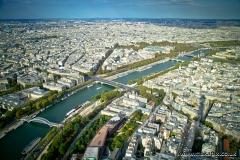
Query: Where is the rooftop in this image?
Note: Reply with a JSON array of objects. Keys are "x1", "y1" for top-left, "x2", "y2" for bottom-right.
[
  {"x1": 83, "y1": 147, "x2": 99, "y2": 160},
  {"x1": 89, "y1": 126, "x2": 108, "y2": 148}
]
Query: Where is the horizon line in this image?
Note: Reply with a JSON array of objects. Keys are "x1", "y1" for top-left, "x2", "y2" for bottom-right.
[{"x1": 0, "y1": 18, "x2": 240, "y2": 20}]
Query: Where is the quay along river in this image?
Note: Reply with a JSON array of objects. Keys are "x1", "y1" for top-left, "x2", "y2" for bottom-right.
[
  {"x1": 0, "y1": 83, "x2": 114, "y2": 160},
  {"x1": 115, "y1": 49, "x2": 211, "y2": 84},
  {"x1": 0, "y1": 49, "x2": 210, "y2": 160}
]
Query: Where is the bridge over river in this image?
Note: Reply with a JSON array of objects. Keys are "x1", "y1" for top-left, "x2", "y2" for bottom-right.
[
  {"x1": 21, "y1": 117, "x2": 60, "y2": 127},
  {"x1": 91, "y1": 75, "x2": 138, "y2": 92},
  {"x1": 169, "y1": 58, "x2": 185, "y2": 62}
]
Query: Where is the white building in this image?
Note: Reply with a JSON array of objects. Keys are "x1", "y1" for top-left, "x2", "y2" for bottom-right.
[{"x1": 43, "y1": 82, "x2": 67, "y2": 91}]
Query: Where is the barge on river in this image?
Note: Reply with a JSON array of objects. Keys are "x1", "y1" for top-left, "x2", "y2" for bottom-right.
[{"x1": 21, "y1": 137, "x2": 41, "y2": 154}]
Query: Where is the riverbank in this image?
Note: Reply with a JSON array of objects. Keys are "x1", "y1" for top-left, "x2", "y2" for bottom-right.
[
  {"x1": 0, "y1": 84, "x2": 115, "y2": 160},
  {"x1": 0, "y1": 50, "x2": 196, "y2": 139},
  {"x1": 106, "y1": 58, "x2": 169, "y2": 80},
  {"x1": 104, "y1": 48, "x2": 210, "y2": 81},
  {"x1": 0, "y1": 120, "x2": 24, "y2": 139},
  {"x1": 0, "y1": 48, "x2": 212, "y2": 159},
  {"x1": 0, "y1": 81, "x2": 97, "y2": 141}
]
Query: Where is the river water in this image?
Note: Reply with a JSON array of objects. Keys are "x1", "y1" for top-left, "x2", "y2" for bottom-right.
[
  {"x1": 0, "y1": 49, "x2": 211, "y2": 160},
  {"x1": 0, "y1": 83, "x2": 114, "y2": 160},
  {"x1": 115, "y1": 61, "x2": 177, "y2": 84}
]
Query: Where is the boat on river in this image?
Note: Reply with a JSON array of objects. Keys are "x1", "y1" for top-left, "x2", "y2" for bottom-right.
[
  {"x1": 0, "y1": 133, "x2": 6, "y2": 139},
  {"x1": 66, "y1": 109, "x2": 75, "y2": 117},
  {"x1": 75, "y1": 104, "x2": 82, "y2": 110},
  {"x1": 118, "y1": 73, "x2": 128, "y2": 77},
  {"x1": 61, "y1": 96, "x2": 67, "y2": 100},
  {"x1": 21, "y1": 137, "x2": 41, "y2": 154},
  {"x1": 87, "y1": 85, "x2": 93, "y2": 88}
]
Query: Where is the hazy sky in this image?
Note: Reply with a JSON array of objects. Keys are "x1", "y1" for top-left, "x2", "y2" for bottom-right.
[{"x1": 0, "y1": 0, "x2": 240, "y2": 19}]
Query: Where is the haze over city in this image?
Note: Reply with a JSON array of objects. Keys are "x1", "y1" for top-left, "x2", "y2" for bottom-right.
[{"x1": 0, "y1": 0, "x2": 240, "y2": 19}]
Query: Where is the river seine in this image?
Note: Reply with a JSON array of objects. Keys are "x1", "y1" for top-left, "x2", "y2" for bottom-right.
[{"x1": 0, "y1": 49, "x2": 210, "y2": 159}]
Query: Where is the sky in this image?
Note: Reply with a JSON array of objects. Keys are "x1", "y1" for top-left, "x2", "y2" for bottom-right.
[{"x1": 0, "y1": 0, "x2": 240, "y2": 19}]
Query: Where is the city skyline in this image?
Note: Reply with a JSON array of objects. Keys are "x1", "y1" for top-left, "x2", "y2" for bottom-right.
[{"x1": 0, "y1": 0, "x2": 240, "y2": 19}]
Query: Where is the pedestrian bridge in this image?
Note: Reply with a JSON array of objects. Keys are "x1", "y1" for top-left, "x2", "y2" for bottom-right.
[{"x1": 21, "y1": 117, "x2": 59, "y2": 127}]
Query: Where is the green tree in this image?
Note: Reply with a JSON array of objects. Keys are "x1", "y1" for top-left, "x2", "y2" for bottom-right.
[
  {"x1": 87, "y1": 71, "x2": 94, "y2": 76},
  {"x1": 74, "y1": 115, "x2": 82, "y2": 122},
  {"x1": 137, "y1": 79, "x2": 143, "y2": 85},
  {"x1": 193, "y1": 116, "x2": 198, "y2": 121},
  {"x1": 170, "y1": 131, "x2": 176, "y2": 137},
  {"x1": 218, "y1": 132, "x2": 224, "y2": 138},
  {"x1": 64, "y1": 122, "x2": 74, "y2": 134},
  {"x1": 40, "y1": 152, "x2": 54, "y2": 160},
  {"x1": 227, "y1": 135, "x2": 233, "y2": 141},
  {"x1": 83, "y1": 116, "x2": 89, "y2": 122},
  {"x1": 58, "y1": 91, "x2": 64, "y2": 98},
  {"x1": 5, "y1": 110, "x2": 13, "y2": 118},
  {"x1": 16, "y1": 110, "x2": 23, "y2": 119},
  {"x1": 115, "y1": 85, "x2": 119, "y2": 91},
  {"x1": 36, "y1": 103, "x2": 42, "y2": 110},
  {"x1": 125, "y1": 130, "x2": 130, "y2": 136},
  {"x1": 25, "y1": 100, "x2": 34, "y2": 107},
  {"x1": 29, "y1": 152, "x2": 35, "y2": 160},
  {"x1": 204, "y1": 121, "x2": 213, "y2": 129},
  {"x1": 74, "y1": 123, "x2": 80, "y2": 131},
  {"x1": 59, "y1": 143, "x2": 67, "y2": 155},
  {"x1": 78, "y1": 144, "x2": 85, "y2": 152},
  {"x1": 41, "y1": 99, "x2": 49, "y2": 107},
  {"x1": 116, "y1": 140, "x2": 122, "y2": 148},
  {"x1": 91, "y1": 94, "x2": 101, "y2": 102},
  {"x1": 35, "y1": 67, "x2": 42, "y2": 72}
]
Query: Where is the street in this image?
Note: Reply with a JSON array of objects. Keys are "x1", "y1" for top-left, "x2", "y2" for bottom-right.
[
  {"x1": 218, "y1": 137, "x2": 223, "y2": 160},
  {"x1": 64, "y1": 113, "x2": 101, "y2": 158}
]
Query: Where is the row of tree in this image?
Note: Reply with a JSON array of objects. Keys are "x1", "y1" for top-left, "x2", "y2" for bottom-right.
[
  {"x1": 108, "y1": 120, "x2": 139, "y2": 150},
  {"x1": 127, "y1": 59, "x2": 192, "y2": 86},
  {"x1": 114, "y1": 41, "x2": 197, "y2": 52},
  {"x1": 41, "y1": 88, "x2": 123, "y2": 159},
  {"x1": 204, "y1": 121, "x2": 213, "y2": 129},
  {"x1": 0, "y1": 90, "x2": 58, "y2": 129},
  {"x1": 96, "y1": 50, "x2": 114, "y2": 74},
  {"x1": 0, "y1": 80, "x2": 94, "y2": 129},
  {"x1": 179, "y1": 110, "x2": 191, "y2": 120},
  {"x1": 91, "y1": 89, "x2": 124, "y2": 107},
  {"x1": 101, "y1": 41, "x2": 197, "y2": 76},
  {"x1": 100, "y1": 90, "x2": 121, "y2": 102},
  {"x1": 117, "y1": 51, "x2": 179, "y2": 71},
  {"x1": 204, "y1": 50, "x2": 218, "y2": 56},
  {"x1": 39, "y1": 127, "x2": 60, "y2": 147},
  {"x1": 70, "y1": 115, "x2": 110, "y2": 155},
  {"x1": 205, "y1": 40, "x2": 240, "y2": 47},
  {"x1": 212, "y1": 57, "x2": 240, "y2": 64},
  {"x1": 41, "y1": 115, "x2": 91, "y2": 160},
  {"x1": 136, "y1": 55, "x2": 204, "y2": 85}
]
